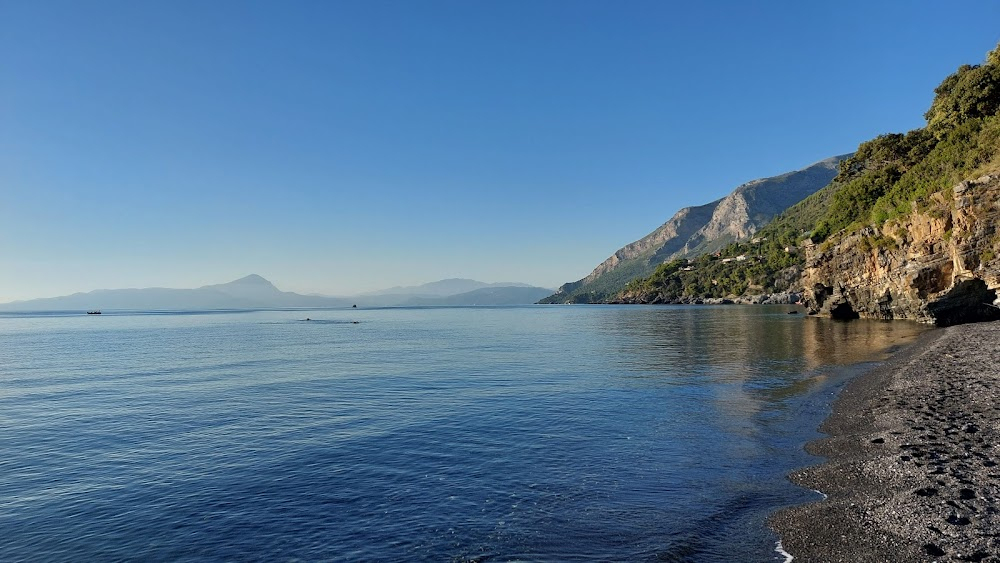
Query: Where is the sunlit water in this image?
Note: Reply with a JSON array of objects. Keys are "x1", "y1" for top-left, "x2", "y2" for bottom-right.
[{"x1": 0, "y1": 305, "x2": 927, "y2": 561}]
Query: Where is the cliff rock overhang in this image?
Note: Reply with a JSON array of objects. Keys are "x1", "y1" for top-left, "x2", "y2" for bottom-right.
[{"x1": 803, "y1": 175, "x2": 1000, "y2": 327}]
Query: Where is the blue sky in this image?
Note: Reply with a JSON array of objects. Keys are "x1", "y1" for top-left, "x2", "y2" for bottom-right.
[{"x1": 2, "y1": 0, "x2": 999, "y2": 301}]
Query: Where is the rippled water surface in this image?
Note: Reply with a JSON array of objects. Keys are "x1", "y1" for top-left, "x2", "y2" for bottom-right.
[{"x1": 0, "y1": 306, "x2": 928, "y2": 561}]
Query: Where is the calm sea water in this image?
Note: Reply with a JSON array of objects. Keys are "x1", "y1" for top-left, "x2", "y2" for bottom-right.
[{"x1": 0, "y1": 305, "x2": 927, "y2": 562}]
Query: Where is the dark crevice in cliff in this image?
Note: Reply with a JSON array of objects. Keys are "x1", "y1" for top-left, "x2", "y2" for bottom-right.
[
  {"x1": 926, "y1": 279, "x2": 1000, "y2": 327},
  {"x1": 828, "y1": 301, "x2": 861, "y2": 320}
]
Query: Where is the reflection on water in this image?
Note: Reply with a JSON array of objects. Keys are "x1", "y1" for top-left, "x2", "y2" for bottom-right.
[
  {"x1": 538, "y1": 305, "x2": 929, "y2": 560},
  {"x1": 800, "y1": 314, "x2": 928, "y2": 367},
  {"x1": 599, "y1": 304, "x2": 927, "y2": 392},
  {"x1": 0, "y1": 305, "x2": 931, "y2": 563}
]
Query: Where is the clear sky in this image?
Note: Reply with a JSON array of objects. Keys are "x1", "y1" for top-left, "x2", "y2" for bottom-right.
[{"x1": 2, "y1": 0, "x2": 999, "y2": 301}]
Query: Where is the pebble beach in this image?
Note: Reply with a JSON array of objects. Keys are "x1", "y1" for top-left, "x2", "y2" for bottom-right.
[{"x1": 772, "y1": 321, "x2": 1000, "y2": 562}]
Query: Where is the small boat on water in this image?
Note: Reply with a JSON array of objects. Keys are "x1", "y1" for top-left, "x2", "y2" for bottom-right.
[{"x1": 87, "y1": 311, "x2": 101, "y2": 315}]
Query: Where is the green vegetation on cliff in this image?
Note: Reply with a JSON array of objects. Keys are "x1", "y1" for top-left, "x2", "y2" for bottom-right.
[
  {"x1": 619, "y1": 43, "x2": 1000, "y2": 303},
  {"x1": 619, "y1": 244, "x2": 801, "y2": 300}
]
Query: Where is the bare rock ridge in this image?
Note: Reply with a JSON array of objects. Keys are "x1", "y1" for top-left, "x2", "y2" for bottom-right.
[
  {"x1": 541, "y1": 154, "x2": 848, "y2": 303},
  {"x1": 804, "y1": 174, "x2": 1000, "y2": 326}
]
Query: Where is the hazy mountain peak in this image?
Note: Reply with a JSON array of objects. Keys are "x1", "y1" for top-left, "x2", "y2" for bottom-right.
[
  {"x1": 226, "y1": 274, "x2": 274, "y2": 286},
  {"x1": 201, "y1": 274, "x2": 277, "y2": 290},
  {"x1": 199, "y1": 275, "x2": 282, "y2": 301}
]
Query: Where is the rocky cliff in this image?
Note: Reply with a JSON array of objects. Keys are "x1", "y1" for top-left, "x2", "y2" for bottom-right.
[
  {"x1": 673, "y1": 157, "x2": 846, "y2": 257},
  {"x1": 595, "y1": 43, "x2": 1000, "y2": 321},
  {"x1": 803, "y1": 174, "x2": 1000, "y2": 326},
  {"x1": 541, "y1": 155, "x2": 847, "y2": 303},
  {"x1": 546, "y1": 202, "x2": 718, "y2": 301}
]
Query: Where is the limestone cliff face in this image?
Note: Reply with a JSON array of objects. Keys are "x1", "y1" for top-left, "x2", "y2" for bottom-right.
[
  {"x1": 579, "y1": 202, "x2": 718, "y2": 284},
  {"x1": 803, "y1": 174, "x2": 1000, "y2": 326},
  {"x1": 543, "y1": 155, "x2": 847, "y2": 303}
]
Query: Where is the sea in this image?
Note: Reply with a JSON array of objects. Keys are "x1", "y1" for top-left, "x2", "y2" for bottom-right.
[{"x1": 0, "y1": 305, "x2": 928, "y2": 562}]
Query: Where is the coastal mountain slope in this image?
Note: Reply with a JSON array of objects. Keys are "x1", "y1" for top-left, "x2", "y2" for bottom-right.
[
  {"x1": 540, "y1": 155, "x2": 847, "y2": 303},
  {"x1": 616, "y1": 43, "x2": 1000, "y2": 326}
]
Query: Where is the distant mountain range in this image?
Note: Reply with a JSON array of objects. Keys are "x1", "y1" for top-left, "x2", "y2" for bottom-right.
[
  {"x1": 359, "y1": 278, "x2": 537, "y2": 298},
  {"x1": 540, "y1": 155, "x2": 849, "y2": 303},
  {"x1": 0, "y1": 275, "x2": 553, "y2": 311},
  {"x1": 401, "y1": 286, "x2": 553, "y2": 306}
]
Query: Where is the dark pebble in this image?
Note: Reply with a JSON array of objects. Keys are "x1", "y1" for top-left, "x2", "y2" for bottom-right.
[{"x1": 924, "y1": 543, "x2": 946, "y2": 556}]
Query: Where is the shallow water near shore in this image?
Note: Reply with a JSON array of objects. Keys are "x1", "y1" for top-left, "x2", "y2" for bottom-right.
[{"x1": 0, "y1": 305, "x2": 928, "y2": 561}]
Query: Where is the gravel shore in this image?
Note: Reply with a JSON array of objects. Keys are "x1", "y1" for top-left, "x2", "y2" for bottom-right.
[{"x1": 771, "y1": 321, "x2": 1000, "y2": 562}]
